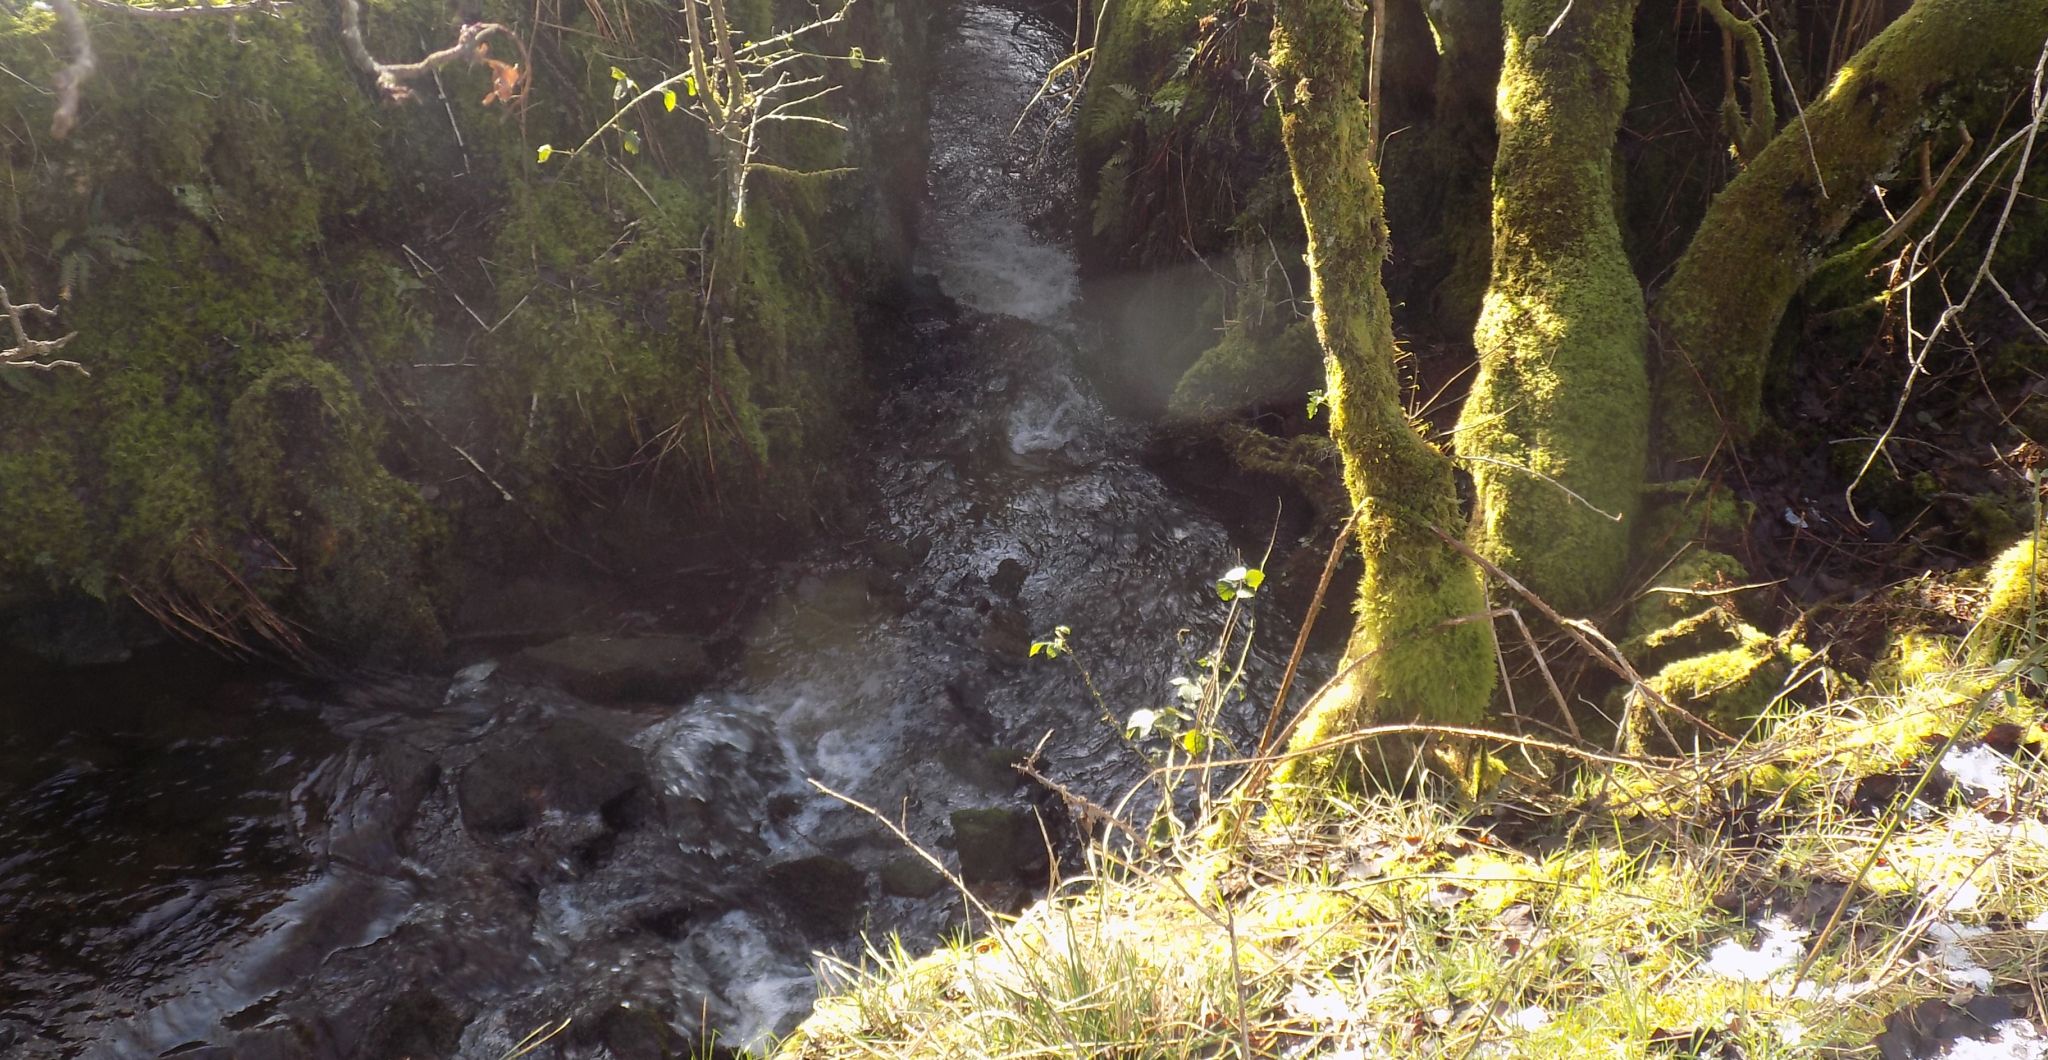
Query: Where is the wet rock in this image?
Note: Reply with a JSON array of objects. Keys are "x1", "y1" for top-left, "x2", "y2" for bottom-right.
[
  {"x1": 880, "y1": 855, "x2": 948, "y2": 899},
  {"x1": 359, "y1": 989, "x2": 468, "y2": 1060},
  {"x1": 979, "y1": 605, "x2": 1033, "y2": 661},
  {"x1": 511, "y1": 634, "x2": 713, "y2": 703},
  {"x1": 937, "y1": 743, "x2": 1024, "y2": 793},
  {"x1": 452, "y1": 575, "x2": 611, "y2": 642},
  {"x1": 165, "y1": 1025, "x2": 316, "y2": 1060},
  {"x1": 872, "y1": 535, "x2": 933, "y2": 571},
  {"x1": 375, "y1": 741, "x2": 440, "y2": 831},
  {"x1": 763, "y1": 855, "x2": 868, "y2": 933},
  {"x1": 457, "y1": 718, "x2": 647, "y2": 834},
  {"x1": 579, "y1": 1001, "x2": 694, "y2": 1058},
  {"x1": 989, "y1": 557, "x2": 1028, "y2": 598},
  {"x1": 950, "y1": 807, "x2": 1046, "y2": 882}
]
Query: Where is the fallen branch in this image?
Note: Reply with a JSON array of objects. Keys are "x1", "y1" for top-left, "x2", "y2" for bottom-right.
[{"x1": 0, "y1": 285, "x2": 83, "y2": 374}]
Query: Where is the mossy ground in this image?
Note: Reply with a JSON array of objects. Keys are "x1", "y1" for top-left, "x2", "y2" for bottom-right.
[{"x1": 774, "y1": 594, "x2": 2048, "y2": 1060}]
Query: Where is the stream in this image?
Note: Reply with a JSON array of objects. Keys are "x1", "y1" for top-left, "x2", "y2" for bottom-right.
[{"x1": 0, "y1": 6, "x2": 1299, "y2": 1058}]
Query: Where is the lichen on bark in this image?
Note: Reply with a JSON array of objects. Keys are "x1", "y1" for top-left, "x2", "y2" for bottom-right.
[
  {"x1": 1264, "y1": 0, "x2": 1496, "y2": 796},
  {"x1": 1455, "y1": 0, "x2": 1647, "y2": 616}
]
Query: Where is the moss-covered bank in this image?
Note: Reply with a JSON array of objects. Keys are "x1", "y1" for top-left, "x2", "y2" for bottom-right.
[{"x1": 0, "y1": 0, "x2": 933, "y2": 658}]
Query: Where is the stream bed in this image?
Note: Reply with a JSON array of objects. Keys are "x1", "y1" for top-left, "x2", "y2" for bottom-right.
[{"x1": 0, "y1": 6, "x2": 1299, "y2": 1057}]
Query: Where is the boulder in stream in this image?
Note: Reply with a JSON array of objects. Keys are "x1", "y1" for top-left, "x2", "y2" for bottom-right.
[
  {"x1": 880, "y1": 855, "x2": 948, "y2": 899},
  {"x1": 457, "y1": 717, "x2": 648, "y2": 834},
  {"x1": 950, "y1": 806, "x2": 1047, "y2": 882},
  {"x1": 763, "y1": 855, "x2": 869, "y2": 933},
  {"x1": 510, "y1": 634, "x2": 713, "y2": 703}
]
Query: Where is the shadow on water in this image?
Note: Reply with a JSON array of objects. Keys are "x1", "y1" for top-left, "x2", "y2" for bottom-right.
[{"x1": 0, "y1": 5, "x2": 1308, "y2": 1057}]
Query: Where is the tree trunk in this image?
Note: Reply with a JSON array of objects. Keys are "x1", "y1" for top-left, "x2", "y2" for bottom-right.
[
  {"x1": 1654, "y1": 0, "x2": 2048, "y2": 465},
  {"x1": 1417, "y1": 0, "x2": 1504, "y2": 335},
  {"x1": 1266, "y1": 0, "x2": 1497, "y2": 794},
  {"x1": 1456, "y1": 0, "x2": 1646, "y2": 615}
]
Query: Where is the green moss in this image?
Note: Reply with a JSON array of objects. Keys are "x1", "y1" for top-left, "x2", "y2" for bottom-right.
[
  {"x1": 1455, "y1": 0, "x2": 1647, "y2": 617},
  {"x1": 1168, "y1": 317, "x2": 1322, "y2": 418},
  {"x1": 1875, "y1": 629, "x2": 1964, "y2": 688},
  {"x1": 1634, "y1": 479, "x2": 1752, "y2": 557},
  {"x1": 0, "y1": 444, "x2": 95, "y2": 591},
  {"x1": 1628, "y1": 627, "x2": 1809, "y2": 751},
  {"x1": 1969, "y1": 532, "x2": 2048, "y2": 665},
  {"x1": 1627, "y1": 548, "x2": 1750, "y2": 642},
  {"x1": 0, "y1": 0, "x2": 896, "y2": 655},
  {"x1": 228, "y1": 354, "x2": 444, "y2": 653}
]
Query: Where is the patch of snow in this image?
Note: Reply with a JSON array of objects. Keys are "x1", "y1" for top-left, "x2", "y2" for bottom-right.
[
  {"x1": 1925, "y1": 877, "x2": 1986, "y2": 914},
  {"x1": 1928, "y1": 920, "x2": 1995, "y2": 992},
  {"x1": 1705, "y1": 916, "x2": 1808, "y2": 982},
  {"x1": 1284, "y1": 982, "x2": 1356, "y2": 1024},
  {"x1": 1938, "y1": 1019, "x2": 2048, "y2": 1060},
  {"x1": 1506, "y1": 1006, "x2": 1551, "y2": 1031},
  {"x1": 1943, "y1": 745, "x2": 2013, "y2": 798},
  {"x1": 2026, "y1": 909, "x2": 2048, "y2": 932}
]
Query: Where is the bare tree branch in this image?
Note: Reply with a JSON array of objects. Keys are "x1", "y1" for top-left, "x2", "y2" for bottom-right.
[
  {"x1": 336, "y1": 0, "x2": 518, "y2": 106},
  {"x1": 0, "y1": 285, "x2": 84, "y2": 374}
]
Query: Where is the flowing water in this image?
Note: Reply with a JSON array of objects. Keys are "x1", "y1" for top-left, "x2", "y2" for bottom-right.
[{"x1": 0, "y1": 7, "x2": 1297, "y2": 1056}]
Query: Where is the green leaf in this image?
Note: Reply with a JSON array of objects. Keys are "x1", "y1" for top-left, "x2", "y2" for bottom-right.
[
  {"x1": 536, "y1": 144, "x2": 554, "y2": 163},
  {"x1": 663, "y1": 88, "x2": 678, "y2": 112},
  {"x1": 849, "y1": 46, "x2": 865, "y2": 70},
  {"x1": 611, "y1": 66, "x2": 627, "y2": 80},
  {"x1": 685, "y1": 73, "x2": 698, "y2": 97},
  {"x1": 1029, "y1": 643, "x2": 1045, "y2": 658},
  {"x1": 1181, "y1": 730, "x2": 1207, "y2": 755},
  {"x1": 1216, "y1": 565, "x2": 1262, "y2": 600},
  {"x1": 621, "y1": 129, "x2": 640, "y2": 155}
]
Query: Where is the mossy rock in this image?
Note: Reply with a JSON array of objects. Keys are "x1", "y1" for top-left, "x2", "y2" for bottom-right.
[
  {"x1": 1624, "y1": 627, "x2": 1811, "y2": 752},
  {"x1": 1168, "y1": 318, "x2": 1322, "y2": 419},
  {"x1": 1634, "y1": 480, "x2": 1753, "y2": 556},
  {"x1": 949, "y1": 807, "x2": 1045, "y2": 883},
  {"x1": 879, "y1": 855, "x2": 947, "y2": 899},
  {"x1": 764, "y1": 855, "x2": 869, "y2": 933},
  {"x1": 1625, "y1": 548, "x2": 1751, "y2": 644}
]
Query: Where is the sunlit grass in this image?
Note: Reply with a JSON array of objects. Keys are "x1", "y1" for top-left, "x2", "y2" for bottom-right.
[{"x1": 773, "y1": 540, "x2": 2048, "y2": 1060}]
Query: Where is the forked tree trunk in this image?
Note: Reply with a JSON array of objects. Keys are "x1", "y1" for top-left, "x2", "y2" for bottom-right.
[
  {"x1": 1654, "y1": 0, "x2": 2048, "y2": 464},
  {"x1": 1266, "y1": 0, "x2": 1497, "y2": 794},
  {"x1": 1455, "y1": 0, "x2": 1646, "y2": 616}
]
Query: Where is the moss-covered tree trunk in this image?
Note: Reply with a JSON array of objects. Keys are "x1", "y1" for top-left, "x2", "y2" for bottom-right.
[
  {"x1": 1266, "y1": 0, "x2": 1496, "y2": 793},
  {"x1": 1411, "y1": 0, "x2": 1503, "y2": 335},
  {"x1": 1455, "y1": 0, "x2": 1646, "y2": 615},
  {"x1": 1653, "y1": 0, "x2": 2048, "y2": 464}
]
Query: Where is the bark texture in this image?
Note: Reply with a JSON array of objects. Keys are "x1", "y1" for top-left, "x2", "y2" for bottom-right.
[
  {"x1": 1266, "y1": 0, "x2": 1496, "y2": 794},
  {"x1": 1654, "y1": 0, "x2": 2048, "y2": 464},
  {"x1": 1456, "y1": 0, "x2": 1646, "y2": 615}
]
